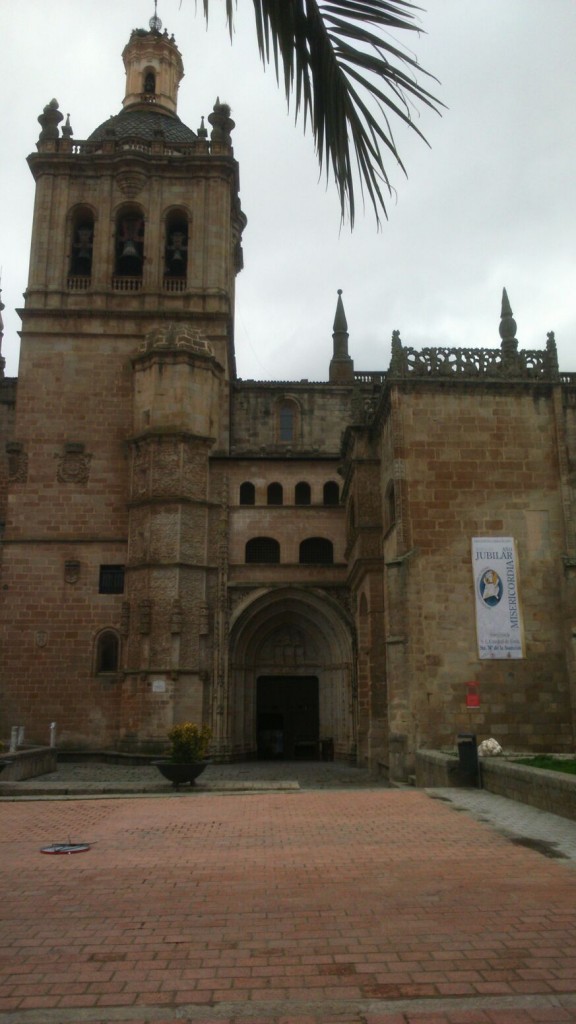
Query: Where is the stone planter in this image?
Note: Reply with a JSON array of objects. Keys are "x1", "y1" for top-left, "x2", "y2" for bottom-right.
[{"x1": 152, "y1": 761, "x2": 208, "y2": 788}]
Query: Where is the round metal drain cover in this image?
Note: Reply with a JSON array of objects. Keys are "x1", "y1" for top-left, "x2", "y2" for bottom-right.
[{"x1": 40, "y1": 843, "x2": 91, "y2": 855}]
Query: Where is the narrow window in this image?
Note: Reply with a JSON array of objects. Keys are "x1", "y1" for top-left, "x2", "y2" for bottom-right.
[
  {"x1": 267, "y1": 482, "x2": 283, "y2": 506},
  {"x1": 99, "y1": 565, "x2": 125, "y2": 595},
  {"x1": 279, "y1": 402, "x2": 294, "y2": 443},
  {"x1": 299, "y1": 538, "x2": 334, "y2": 564},
  {"x1": 245, "y1": 537, "x2": 280, "y2": 564},
  {"x1": 295, "y1": 482, "x2": 311, "y2": 506},
  {"x1": 239, "y1": 481, "x2": 255, "y2": 505},
  {"x1": 323, "y1": 481, "x2": 340, "y2": 506},
  {"x1": 96, "y1": 631, "x2": 120, "y2": 674}
]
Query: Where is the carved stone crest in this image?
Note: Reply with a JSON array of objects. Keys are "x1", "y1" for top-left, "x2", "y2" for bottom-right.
[
  {"x1": 6, "y1": 442, "x2": 28, "y2": 483},
  {"x1": 64, "y1": 560, "x2": 80, "y2": 584},
  {"x1": 56, "y1": 444, "x2": 92, "y2": 485}
]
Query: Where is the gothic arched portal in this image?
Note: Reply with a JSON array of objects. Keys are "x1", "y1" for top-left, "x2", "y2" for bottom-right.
[{"x1": 226, "y1": 588, "x2": 356, "y2": 761}]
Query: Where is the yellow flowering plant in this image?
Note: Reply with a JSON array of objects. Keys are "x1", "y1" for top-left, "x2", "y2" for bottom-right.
[{"x1": 167, "y1": 722, "x2": 212, "y2": 763}]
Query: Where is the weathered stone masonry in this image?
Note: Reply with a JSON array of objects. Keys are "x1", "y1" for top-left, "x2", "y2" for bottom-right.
[{"x1": 0, "y1": 19, "x2": 574, "y2": 779}]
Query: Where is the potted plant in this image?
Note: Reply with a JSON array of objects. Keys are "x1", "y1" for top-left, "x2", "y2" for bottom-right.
[{"x1": 153, "y1": 722, "x2": 212, "y2": 787}]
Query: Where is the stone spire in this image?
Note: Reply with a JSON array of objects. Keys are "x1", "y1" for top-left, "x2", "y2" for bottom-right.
[
  {"x1": 329, "y1": 290, "x2": 354, "y2": 383},
  {"x1": 499, "y1": 287, "x2": 518, "y2": 362}
]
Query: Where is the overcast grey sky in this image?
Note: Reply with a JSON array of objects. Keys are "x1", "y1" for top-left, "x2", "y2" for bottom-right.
[{"x1": 1, "y1": 0, "x2": 575, "y2": 380}]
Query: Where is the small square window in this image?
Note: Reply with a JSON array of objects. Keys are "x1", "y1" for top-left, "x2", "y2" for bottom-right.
[{"x1": 99, "y1": 565, "x2": 125, "y2": 594}]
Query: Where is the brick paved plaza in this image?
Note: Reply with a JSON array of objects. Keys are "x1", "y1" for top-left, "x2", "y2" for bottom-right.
[{"x1": 1, "y1": 787, "x2": 576, "y2": 1024}]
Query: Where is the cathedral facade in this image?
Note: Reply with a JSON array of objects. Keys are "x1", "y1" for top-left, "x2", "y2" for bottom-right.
[{"x1": 1, "y1": 19, "x2": 575, "y2": 780}]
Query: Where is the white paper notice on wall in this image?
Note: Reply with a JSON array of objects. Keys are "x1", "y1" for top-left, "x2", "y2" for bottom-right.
[
  {"x1": 471, "y1": 537, "x2": 525, "y2": 660},
  {"x1": 152, "y1": 679, "x2": 166, "y2": 693}
]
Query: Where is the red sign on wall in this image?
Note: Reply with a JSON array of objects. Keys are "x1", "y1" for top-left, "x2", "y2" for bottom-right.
[{"x1": 465, "y1": 681, "x2": 480, "y2": 708}]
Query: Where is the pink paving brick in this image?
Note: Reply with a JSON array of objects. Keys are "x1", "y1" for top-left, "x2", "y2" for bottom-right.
[{"x1": 0, "y1": 789, "x2": 575, "y2": 1024}]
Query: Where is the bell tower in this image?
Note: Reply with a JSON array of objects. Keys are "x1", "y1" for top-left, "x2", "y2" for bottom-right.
[{"x1": 0, "y1": 13, "x2": 246, "y2": 750}]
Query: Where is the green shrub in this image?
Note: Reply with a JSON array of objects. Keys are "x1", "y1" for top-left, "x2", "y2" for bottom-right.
[
  {"x1": 513, "y1": 755, "x2": 576, "y2": 776},
  {"x1": 167, "y1": 722, "x2": 212, "y2": 763}
]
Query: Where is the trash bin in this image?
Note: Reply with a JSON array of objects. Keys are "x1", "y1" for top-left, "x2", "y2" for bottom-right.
[{"x1": 457, "y1": 733, "x2": 480, "y2": 787}]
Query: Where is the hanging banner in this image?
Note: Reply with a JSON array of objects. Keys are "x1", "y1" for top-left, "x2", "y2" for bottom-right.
[{"x1": 471, "y1": 537, "x2": 525, "y2": 659}]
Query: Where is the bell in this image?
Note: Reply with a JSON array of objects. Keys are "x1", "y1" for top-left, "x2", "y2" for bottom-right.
[
  {"x1": 76, "y1": 229, "x2": 93, "y2": 260},
  {"x1": 121, "y1": 239, "x2": 139, "y2": 259},
  {"x1": 170, "y1": 231, "x2": 185, "y2": 261}
]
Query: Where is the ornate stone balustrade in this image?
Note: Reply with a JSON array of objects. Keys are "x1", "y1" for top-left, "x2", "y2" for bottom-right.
[
  {"x1": 388, "y1": 329, "x2": 560, "y2": 382},
  {"x1": 42, "y1": 135, "x2": 226, "y2": 159}
]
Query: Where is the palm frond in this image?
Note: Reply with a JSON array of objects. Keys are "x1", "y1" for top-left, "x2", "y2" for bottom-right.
[{"x1": 205, "y1": 0, "x2": 443, "y2": 226}]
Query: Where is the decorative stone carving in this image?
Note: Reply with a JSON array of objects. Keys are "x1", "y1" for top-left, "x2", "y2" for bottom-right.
[
  {"x1": 64, "y1": 560, "x2": 80, "y2": 584},
  {"x1": 261, "y1": 628, "x2": 306, "y2": 666},
  {"x1": 138, "y1": 599, "x2": 152, "y2": 635},
  {"x1": 198, "y1": 604, "x2": 210, "y2": 636},
  {"x1": 37, "y1": 98, "x2": 63, "y2": 141},
  {"x1": 138, "y1": 322, "x2": 215, "y2": 359},
  {"x1": 385, "y1": 292, "x2": 560, "y2": 383},
  {"x1": 55, "y1": 444, "x2": 92, "y2": 484},
  {"x1": 115, "y1": 169, "x2": 148, "y2": 197},
  {"x1": 6, "y1": 442, "x2": 28, "y2": 483},
  {"x1": 208, "y1": 100, "x2": 235, "y2": 145}
]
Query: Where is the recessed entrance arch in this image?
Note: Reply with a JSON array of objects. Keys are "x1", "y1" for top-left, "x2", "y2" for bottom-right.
[{"x1": 227, "y1": 587, "x2": 356, "y2": 761}]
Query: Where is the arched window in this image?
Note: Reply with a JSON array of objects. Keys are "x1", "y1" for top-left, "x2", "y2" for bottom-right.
[
  {"x1": 144, "y1": 70, "x2": 156, "y2": 95},
  {"x1": 95, "y1": 630, "x2": 120, "y2": 674},
  {"x1": 295, "y1": 482, "x2": 311, "y2": 505},
  {"x1": 239, "y1": 481, "x2": 255, "y2": 505},
  {"x1": 68, "y1": 207, "x2": 94, "y2": 283},
  {"x1": 164, "y1": 209, "x2": 188, "y2": 280},
  {"x1": 277, "y1": 398, "x2": 300, "y2": 444},
  {"x1": 279, "y1": 403, "x2": 293, "y2": 442},
  {"x1": 267, "y1": 482, "x2": 283, "y2": 506},
  {"x1": 323, "y1": 481, "x2": 340, "y2": 506},
  {"x1": 114, "y1": 205, "x2": 144, "y2": 281},
  {"x1": 245, "y1": 537, "x2": 280, "y2": 563},
  {"x1": 299, "y1": 537, "x2": 334, "y2": 564}
]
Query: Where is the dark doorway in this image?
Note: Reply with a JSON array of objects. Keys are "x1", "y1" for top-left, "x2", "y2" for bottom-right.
[{"x1": 257, "y1": 676, "x2": 319, "y2": 760}]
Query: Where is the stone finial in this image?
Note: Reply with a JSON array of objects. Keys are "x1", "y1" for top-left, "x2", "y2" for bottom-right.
[
  {"x1": 499, "y1": 287, "x2": 518, "y2": 358},
  {"x1": 388, "y1": 329, "x2": 404, "y2": 377},
  {"x1": 546, "y1": 330, "x2": 559, "y2": 376},
  {"x1": 333, "y1": 289, "x2": 348, "y2": 333},
  {"x1": 208, "y1": 100, "x2": 235, "y2": 145},
  {"x1": 197, "y1": 116, "x2": 208, "y2": 139},
  {"x1": 149, "y1": 0, "x2": 162, "y2": 33},
  {"x1": 37, "y1": 98, "x2": 64, "y2": 141},
  {"x1": 61, "y1": 113, "x2": 73, "y2": 139},
  {"x1": 329, "y1": 289, "x2": 353, "y2": 383}
]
